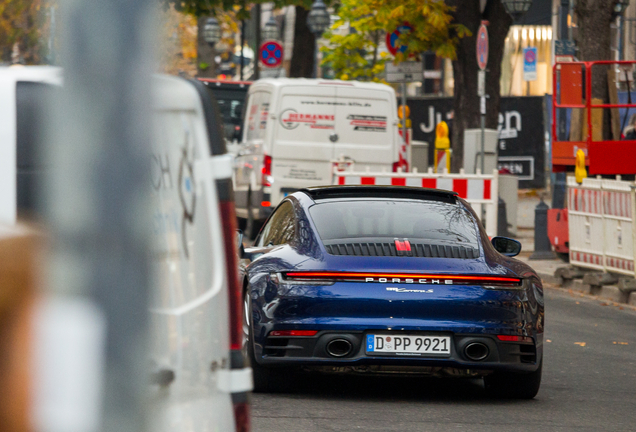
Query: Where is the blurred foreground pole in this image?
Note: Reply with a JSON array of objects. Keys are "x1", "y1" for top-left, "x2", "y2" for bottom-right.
[{"x1": 37, "y1": 0, "x2": 155, "y2": 431}]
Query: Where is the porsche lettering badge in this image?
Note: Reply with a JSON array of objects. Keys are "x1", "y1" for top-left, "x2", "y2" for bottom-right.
[{"x1": 365, "y1": 277, "x2": 453, "y2": 285}]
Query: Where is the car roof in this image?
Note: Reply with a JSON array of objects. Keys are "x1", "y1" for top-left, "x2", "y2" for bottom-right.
[
  {"x1": 298, "y1": 185, "x2": 458, "y2": 203},
  {"x1": 249, "y1": 78, "x2": 394, "y2": 93}
]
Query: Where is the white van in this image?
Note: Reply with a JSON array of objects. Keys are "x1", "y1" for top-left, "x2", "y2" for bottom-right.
[
  {"x1": 149, "y1": 75, "x2": 251, "y2": 432},
  {"x1": 0, "y1": 66, "x2": 62, "y2": 225},
  {"x1": 233, "y1": 78, "x2": 400, "y2": 236}
]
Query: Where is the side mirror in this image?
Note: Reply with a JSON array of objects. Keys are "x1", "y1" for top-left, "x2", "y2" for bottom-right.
[{"x1": 491, "y1": 236, "x2": 522, "y2": 257}]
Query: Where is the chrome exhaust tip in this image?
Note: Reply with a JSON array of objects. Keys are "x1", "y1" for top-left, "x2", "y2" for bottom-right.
[
  {"x1": 464, "y1": 342, "x2": 489, "y2": 361},
  {"x1": 326, "y1": 338, "x2": 353, "y2": 357}
]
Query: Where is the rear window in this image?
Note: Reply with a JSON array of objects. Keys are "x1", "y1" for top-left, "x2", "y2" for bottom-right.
[
  {"x1": 208, "y1": 88, "x2": 246, "y2": 125},
  {"x1": 308, "y1": 199, "x2": 479, "y2": 247}
]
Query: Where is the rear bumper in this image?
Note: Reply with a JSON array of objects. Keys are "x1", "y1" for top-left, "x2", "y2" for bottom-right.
[
  {"x1": 249, "y1": 278, "x2": 544, "y2": 374},
  {"x1": 253, "y1": 330, "x2": 542, "y2": 373}
]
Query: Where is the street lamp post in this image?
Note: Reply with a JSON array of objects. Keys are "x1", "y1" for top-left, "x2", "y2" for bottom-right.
[
  {"x1": 500, "y1": 0, "x2": 533, "y2": 22},
  {"x1": 203, "y1": 17, "x2": 222, "y2": 79},
  {"x1": 613, "y1": 0, "x2": 629, "y2": 17},
  {"x1": 203, "y1": 17, "x2": 222, "y2": 47},
  {"x1": 262, "y1": 15, "x2": 279, "y2": 41},
  {"x1": 307, "y1": 0, "x2": 330, "y2": 78}
]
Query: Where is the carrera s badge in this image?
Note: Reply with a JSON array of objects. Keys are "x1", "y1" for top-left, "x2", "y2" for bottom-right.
[{"x1": 386, "y1": 287, "x2": 434, "y2": 293}]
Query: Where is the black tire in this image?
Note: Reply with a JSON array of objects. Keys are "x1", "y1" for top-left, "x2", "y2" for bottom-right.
[
  {"x1": 243, "y1": 289, "x2": 293, "y2": 393},
  {"x1": 484, "y1": 361, "x2": 542, "y2": 399}
]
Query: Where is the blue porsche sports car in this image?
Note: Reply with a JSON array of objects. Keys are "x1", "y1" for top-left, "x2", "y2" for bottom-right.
[{"x1": 240, "y1": 186, "x2": 544, "y2": 398}]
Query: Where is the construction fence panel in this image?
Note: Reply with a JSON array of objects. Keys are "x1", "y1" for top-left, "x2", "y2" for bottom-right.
[
  {"x1": 332, "y1": 166, "x2": 499, "y2": 237},
  {"x1": 567, "y1": 176, "x2": 636, "y2": 276},
  {"x1": 568, "y1": 176, "x2": 605, "y2": 270},
  {"x1": 602, "y1": 179, "x2": 634, "y2": 276}
]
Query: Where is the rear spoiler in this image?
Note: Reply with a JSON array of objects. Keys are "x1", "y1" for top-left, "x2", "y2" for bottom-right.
[{"x1": 299, "y1": 185, "x2": 458, "y2": 203}]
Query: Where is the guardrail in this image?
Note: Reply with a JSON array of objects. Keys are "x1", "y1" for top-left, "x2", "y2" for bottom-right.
[
  {"x1": 331, "y1": 165, "x2": 499, "y2": 237},
  {"x1": 568, "y1": 176, "x2": 635, "y2": 276}
]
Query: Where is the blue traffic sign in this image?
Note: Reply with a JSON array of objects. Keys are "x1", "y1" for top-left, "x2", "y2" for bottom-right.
[
  {"x1": 386, "y1": 23, "x2": 413, "y2": 56},
  {"x1": 259, "y1": 40, "x2": 283, "y2": 68}
]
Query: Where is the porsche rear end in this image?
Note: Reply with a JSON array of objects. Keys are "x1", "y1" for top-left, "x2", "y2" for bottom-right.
[
  {"x1": 251, "y1": 259, "x2": 543, "y2": 375},
  {"x1": 250, "y1": 189, "x2": 543, "y2": 375}
]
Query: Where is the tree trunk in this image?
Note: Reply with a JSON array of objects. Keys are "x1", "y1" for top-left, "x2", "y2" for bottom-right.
[
  {"x1": 575, "y1": 0, "x2": 615, "y2": 140},
  {"x1": 448, "y1": 0, "x2": 511, "y2": 172},
  {"x1": 289, "y1": 5, "x2": 315, "y2": 78},
  {"x1": 197, "y1": 16, "x2": 216, "y2": 78}
]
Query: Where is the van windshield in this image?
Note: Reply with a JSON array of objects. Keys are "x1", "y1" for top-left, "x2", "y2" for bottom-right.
[{"x1": 308, "y1": 199, "x2": 479, "y2": 247}]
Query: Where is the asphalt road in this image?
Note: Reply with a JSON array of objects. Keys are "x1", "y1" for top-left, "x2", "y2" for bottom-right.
[{"x1": 251, "y1": 287, "x2": 636, "y2": 432}]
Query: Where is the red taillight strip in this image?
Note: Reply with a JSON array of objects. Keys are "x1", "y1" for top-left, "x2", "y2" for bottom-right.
[
  {"x1": 269, "y1": 330, "x2": 319, "y2": 337},
  {"x1": 284, "y1": 271, "x2": 521, "y2": 284},
  {"x1": 497, "y1": 335, "x2": 533, "y2": 343}
]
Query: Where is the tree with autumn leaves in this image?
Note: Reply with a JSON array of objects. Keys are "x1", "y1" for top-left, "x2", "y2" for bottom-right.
[
  {"x1": 0, "y1": 0, "x2": 49, "y2": 64},
  {"x1": 321, "y1": 0, "x2": 469, "y2": 82}
]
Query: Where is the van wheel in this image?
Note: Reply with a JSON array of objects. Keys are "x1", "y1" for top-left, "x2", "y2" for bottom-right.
[
  {"x1": 484, "y1": 360, "x2": 542, "y2": 399},
  {"x1": 243, "y1": 290, "x2": 293, "y2": 393}
]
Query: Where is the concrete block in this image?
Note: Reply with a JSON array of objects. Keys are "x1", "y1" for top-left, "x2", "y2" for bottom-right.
[
  {"x1": 571, "y1": 280, "x2": 591, "y2": 294},
  {"x1": 599, "y1": 285, "x2": 628, "y2": 303},
  {"x1": 618, "y1": 278, "x2": 636, "y2": 293},
  {"x1": 555, "y1": 266, "x2": 588, "y2": 281},
  {"x1": 629, "y1": 292, "x2": 636, "y2": 306},
  {"x1": 582, "y1": 272, "x2": 619, "y2": 287}
]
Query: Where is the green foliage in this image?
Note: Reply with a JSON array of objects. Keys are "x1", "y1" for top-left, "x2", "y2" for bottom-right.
[
  {"x1": 0, "y1": 0, "x2": 47, "y2": 64},
  {"x1": 321, "y1": 0, "x2": 470, "y2": 81},
  {"x1": 164, "y1": 0, "x2": 322, "y2": 19}
]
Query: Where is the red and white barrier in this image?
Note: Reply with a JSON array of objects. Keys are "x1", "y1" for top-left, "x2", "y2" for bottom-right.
[
  {"x1": 568, "y1": 176, "x2": 635, "y2": 276},
  {"x1": 332, "y1": 166, "x2": 499, "y2": 237}
]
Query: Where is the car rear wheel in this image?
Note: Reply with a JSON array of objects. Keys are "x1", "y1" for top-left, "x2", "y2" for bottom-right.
[
  {"x1": 243, "y1": 289, "x2": 293, "y2": 393},
  {"x1": 484, "y1": 360, "x2": 542, "y2": 399}
]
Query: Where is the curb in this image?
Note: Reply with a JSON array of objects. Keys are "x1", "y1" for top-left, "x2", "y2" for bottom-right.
[{"x1": 538, "y1": 268, "x2": 636, "y2": 310}]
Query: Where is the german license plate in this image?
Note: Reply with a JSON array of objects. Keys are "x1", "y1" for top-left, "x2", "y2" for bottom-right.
[{"x1": 366, "y1": 334, "x2": 451, "y2": 356}]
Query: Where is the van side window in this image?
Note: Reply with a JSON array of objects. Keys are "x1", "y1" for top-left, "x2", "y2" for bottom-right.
[{"x1": 258, "y1": 201, "x2": 296, "y2": 246}]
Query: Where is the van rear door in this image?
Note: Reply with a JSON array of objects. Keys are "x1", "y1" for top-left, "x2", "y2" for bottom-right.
[
  {"x1": 333, "y1": 86, "x2": 396, "y2": 170},
  {"x1": 272, "y1": 85, "x2": 337, "y2": 197}
]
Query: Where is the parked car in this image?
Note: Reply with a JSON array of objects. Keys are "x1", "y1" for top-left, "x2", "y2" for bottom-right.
[
  {"x1": 233, "y1": 78, "x2": 402, "y2": 237},
  {"x1": 149, "y1": 75, "x2": 251, "y2": 432},
  {"x1": 240, "y1": 185, "x2": 544, "y2": 399},
  {"x1": 0, "y1": 66, "x2": 61, "y2": 224}
]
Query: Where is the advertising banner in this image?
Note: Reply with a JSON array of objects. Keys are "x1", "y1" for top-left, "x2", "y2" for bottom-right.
[{"x1": 408, "y1": 96, "x2": 546, "y2": 188}]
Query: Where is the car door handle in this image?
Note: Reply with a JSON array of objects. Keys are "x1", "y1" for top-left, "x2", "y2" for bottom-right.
[{"x1": 149, "y1": 368, "x2": 175, "y2": 387}]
